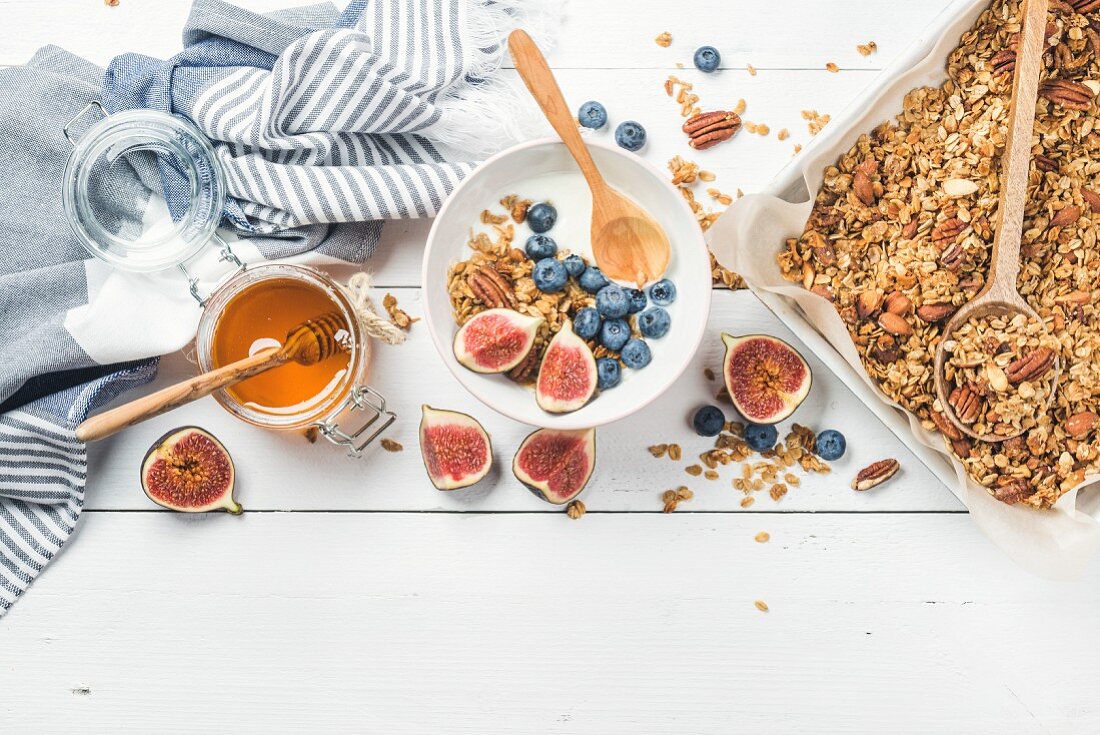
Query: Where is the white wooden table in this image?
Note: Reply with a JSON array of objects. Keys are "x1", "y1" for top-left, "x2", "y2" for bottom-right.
[{"x1": 3, "y1": 2, "x2": 1099, "y2": 732}]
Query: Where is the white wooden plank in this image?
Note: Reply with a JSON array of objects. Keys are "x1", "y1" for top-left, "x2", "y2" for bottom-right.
[
  {"x1": 0, "y1": 0, "x2": 954, "y2": 71},
  {"x1": 1, "y1": 512, "x2": 1096, "y2": 733},
  {"x1": 85, "y1": 288, "x2": 958, "y2": 512}
]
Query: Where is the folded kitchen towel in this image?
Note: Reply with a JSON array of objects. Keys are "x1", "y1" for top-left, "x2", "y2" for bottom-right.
[{"x1": 0, "y1": 0, "x2": 550, "y2": 617}]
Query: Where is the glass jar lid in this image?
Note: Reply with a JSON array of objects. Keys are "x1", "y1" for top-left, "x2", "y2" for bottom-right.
[{"x1": 62, "y1": 108, "x2": 226, "y2": 273}]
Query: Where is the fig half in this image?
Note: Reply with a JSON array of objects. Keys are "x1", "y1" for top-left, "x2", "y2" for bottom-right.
[
  {"x1": 140, "y1": 427, "x2": 241, "y2": 513},
  {"x1": 722, "y1": 333, "x2": 812, "y2": 424},
  {"x1": 453, "y1": 308, "x2": 544, "y2": 373},
  {"x1": 513, "y1": 427, "x2": 596, "y2": 505},
  {"x1": 536, "y1": 321, "x2": 598, "y2": 413},
  {"x1": 419, "y1": 405, "x2": 492, "y2": 490}
]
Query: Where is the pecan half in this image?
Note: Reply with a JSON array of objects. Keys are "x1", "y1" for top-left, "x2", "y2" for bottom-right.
[
  {"x1": 1083, "y1": 189, "x2": 1100, "y2": 214},
  {"x1": 1039, "y1": 79, "x2": 1096, "y2": 110},
  {"x1": 949, "y1": 384, "x2": 982, "y2": 425},
  {"x1": 992, "y1": 478, "x2": 1035, "y2": 505},
  {"x1": 990, "y1": 49, "x2": 1016, "y2": 76},
  {"x1": 1048, "y1": 205, "x2": 1081, "y2": 230},
  {"x1": 1034, "y1": 154, "x2": 1058, "y2": 173},
  {"x1": 1005, "y1": 347, "x2": 1055, "y2": 384},
  {"x1": 467, "y1": 265, "x2": 517, "y2": 309},
  {"x1": 851, "y1": 459, "x2": 900, "y2": 491},
  {"x1": 877, "y1": 312, "x2": 912, "y2": 337},
  {"x1": 950, "y1": 437, "x2": 972, "y2": 460},
  {"x1": 884, "y1": 291, "x2": 913, "y2": 316},
  {"x1": 901, "y1": 219, "x2": 920, "y2": 240},
  {"x1": 931, "y1": 410, "x2": 964, "y2": 441},
  {"x1": 939, "y1": 241, "x2": 966, "y2": 272},
  {"x1": 805, "y1": 230, "x2": 836, "y2": 266},
  {"x1": 1069, "y1": 0, "x2": 1100, "y2": 12},
  {"x1": 916, "y1": 302, "x2": 956, "y2": 323},
  {"x1": 871, "y1": 334, "x2": 899, "y2": 363},
  {"x1": 932, "y1": 217, "x2": 967, "y2": 249},
  {"x1": 683, "y1": 110, "x2": 742, "y2": 150},
  {"x1": 507, "y1": 345, "x2": 541, "y2": 384},
  {"x1": 1065, "y1": 411, "x2": 1100, "y2": 438}
]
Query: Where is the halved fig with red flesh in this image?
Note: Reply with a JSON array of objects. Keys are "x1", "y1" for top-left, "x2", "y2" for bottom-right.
[
  {"x1": 513, "y1": 427, "x2": 596, "y2": 505},
  {"x1": 453, "y1": 308, "x2": 544, "y2": 373},
  {"x1": 722, "y1": 333, "x2": 812, "y2": 424},
  {"x1": 419, "y1": 405, "x2": 492, "y2": 490},
  {"x1": 140, "y1": 427, "x2": 241, "y2": 514},
  {"x1": 536, "y1": 322, "x2": 598, "y2": 413}
]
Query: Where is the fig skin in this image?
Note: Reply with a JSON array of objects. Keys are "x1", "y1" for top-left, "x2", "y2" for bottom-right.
[
  {"x1": 140, "y1": 426, "x2": 242, "y2": 514},
  {"x1": 453, "y1": 309, "x2": 544, "y2": 374},
  {"x1": 419, "y1": 405, "x2": 493, "y2": 490},
  {"x1": 512, "y1": 427, "x2": 596, "y2": 505},
  {"x1": 722, "y1": 333, "x2": 812, "y2": 425},
  {"x1": 535, "y1": 322, "x2": 598, "y2": 414}
]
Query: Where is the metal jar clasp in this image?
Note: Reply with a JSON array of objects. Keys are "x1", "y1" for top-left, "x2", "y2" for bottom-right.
[{"x1": 313, "y1": 386, "x2": 395, "y2": 458}]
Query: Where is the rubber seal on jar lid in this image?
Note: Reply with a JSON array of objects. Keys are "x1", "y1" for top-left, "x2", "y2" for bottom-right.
[{"x1": 62, "y1": 109, "x2": 226, "y2": 273}]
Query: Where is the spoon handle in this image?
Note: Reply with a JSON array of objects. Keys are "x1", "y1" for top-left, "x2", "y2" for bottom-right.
[
  {"x1": 74, "y1": 348, "x2": 284, "y2": 442},
  {"x1": 986, "y1": 0, "x2": 1047, "y2": 299},
  {"x1": 508, "y1": 29, "x2": 607, "y2": 194}
]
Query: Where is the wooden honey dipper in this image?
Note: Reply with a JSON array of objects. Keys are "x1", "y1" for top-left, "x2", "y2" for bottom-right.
[{"x1": 75, "y1": 312, "x2": 349, "y2": 442}]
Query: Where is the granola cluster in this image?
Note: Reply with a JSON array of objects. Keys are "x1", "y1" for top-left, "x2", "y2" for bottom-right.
[
  {"x1": 778, "y1": 0, "x2": 1100, "y2": 508},
  {"x1": 942, "y1": 313, "x2": 1059, "y2": 438}
]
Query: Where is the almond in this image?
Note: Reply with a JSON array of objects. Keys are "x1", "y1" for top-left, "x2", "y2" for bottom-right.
[
  {"x1": 877, "y1": 312, "x2": 912, "y2": 337},
  {"x1": 857, "y1": 290, "x2": 884, "y2": 319},
  {"x1": 1083, "y1": 189, "x2": 1100, "y2": 214},
  {"x1": 943, "y1": 178, "x2": 979, "y2": 198},
  {"x1": 1049, "y1": 205, "x2": 1081, "y2": 230},
  {"x1": 916, "y1": 303, "x2": 956, "y2": 323},
  {"x1": 884, "y1": 291, "x2": 912, "y2": 316}
]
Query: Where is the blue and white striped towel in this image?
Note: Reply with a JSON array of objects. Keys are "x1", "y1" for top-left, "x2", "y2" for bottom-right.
[{"x1": 0, "y1": 0, "x2": 550, "y2": 616}]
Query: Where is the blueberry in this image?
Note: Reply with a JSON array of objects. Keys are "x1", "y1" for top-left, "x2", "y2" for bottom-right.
[
  {"x1": 693, "y1": 45, "x2": 721, "y2": 73},
  {"x1": 525, "y1": 234, "x2": 557, "y2": 260},
  {"x1": 573, "y1": 307, "x2": 602, "y2": 340},
  {"x1": 614, "y1": 120, "x2": 647, "y2": 152},
  {"x1": 815, "y1": 429, "x2": 847, "y2": 461},
  {"x1": 526, "y1": 202, "x2": 557, "y2": 233},
  {"x1": 579, "y1": 266, "x2": 610, "y2": 294},
  {"x1": 637, "y1": 306, "x2": 671, "y2": 339},
  {"x1": 595, "y1": 284, "x2": 630, "y2": 318},
  {"x1": 596, "y1": 357, "x2": 621, "y2": 390},
  {"x1": 577, "y1": 100, "x2": 608, "y2": 130},
  {"x1": 744, "y1": 423, "x2": 779, "y2": 453},
  {"x1": 532, "y1": 257, "x2": 568, "y2": 293},
  {"x1": 626, "y1": 288, "x2": 647, "y2": 314},
  {"x1": 620, "y1": 338, "x2": 652, "y2": 369},
  {"x1": 599, "y1": 318, "x2": 631, "y2": 352},
  {"x1": 647, "y1": 278, "x2": 677, "y2": 306},
  {"x1": 692, "y1": 405, "x2": 726, "y2": 437},
  {"x1": 563, "y1": 254, "x2": 586, "y2": 278}
]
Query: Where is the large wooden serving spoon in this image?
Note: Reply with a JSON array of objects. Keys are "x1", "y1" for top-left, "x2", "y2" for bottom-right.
[
  {"x1": 508, "y1": 29, "x2": 670, "y2": 286},
  {"x1": 933, "y1": 0, "x2": 1058, "y2": 442},
  {"x1": 75, "y1": 312, "x2": 349, "y2": 442}
]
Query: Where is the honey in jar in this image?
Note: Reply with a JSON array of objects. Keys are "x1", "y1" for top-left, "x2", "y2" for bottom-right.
[{"x1": 211, "y1": 277, "x2": 352, "y2": 414}]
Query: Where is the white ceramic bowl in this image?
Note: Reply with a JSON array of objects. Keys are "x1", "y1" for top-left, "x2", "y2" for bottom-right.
[{"x1": 422, "y1": 137, "x2": 712, "y2": 429}]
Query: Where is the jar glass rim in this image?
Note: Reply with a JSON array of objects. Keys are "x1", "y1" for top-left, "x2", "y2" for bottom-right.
[
  {"x1": 195, "y1": 264, "x2": 368, "y2": 430},
  {"x1": 62, "y1": 109, "x2": 226, "y2": 273}
]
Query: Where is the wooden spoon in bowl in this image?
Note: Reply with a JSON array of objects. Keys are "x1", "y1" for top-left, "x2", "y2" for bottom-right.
[
  {"x1": 508, "y1": 29, "x2": 670, "y2": 286},
  {"x1": 933, "y1": 0, "x2": 1059, "y2": 442},
  {"x1": 75, "y1": 312, "x2": 349, "y2": 442}
]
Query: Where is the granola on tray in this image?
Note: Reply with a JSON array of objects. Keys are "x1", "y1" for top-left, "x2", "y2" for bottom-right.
[{"x1": 778, "y1": 0, "x2": 1100, "y2": 509}]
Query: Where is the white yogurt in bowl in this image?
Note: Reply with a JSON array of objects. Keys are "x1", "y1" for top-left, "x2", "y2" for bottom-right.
[{"x1": 422, "y1": 138, "x2": 711, "y2": 430}]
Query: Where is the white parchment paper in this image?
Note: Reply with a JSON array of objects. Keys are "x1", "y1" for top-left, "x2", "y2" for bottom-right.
[{"x1": 707, "y1": 0, "x2": 1100, "y2": 578}]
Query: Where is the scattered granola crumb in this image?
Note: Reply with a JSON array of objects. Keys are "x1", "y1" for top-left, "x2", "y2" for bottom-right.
[
  {"x1": 383, "y1": 292, "x2": 419, "y2": 330},
  {"x1": 698, "y1": 170, "x2": 716, "y2": 182},
  {"x1": 704, "y1": 469, "x2": 720, "y2": 481},
  {"x1": 105, "y1": 0, "x2": 120, "y2": 5},
  {"x1": 792, "y1": 144, "x2": 803, "y2": 155},
  {"x1": 566, "y1": 499, "x2": 586, "y2": 519},
  {"x1": 777, "y1": 128, "x2": 790, "y2": 141},
  {"x1": 754, "y1": 600, "x2": 769, "y2": 612},
  {"x1": 746, "y1": 64, "x2": 757, "y2": 76},
  {"x1": 769, "y1": 483, "x2": 788, "y2": 502},
  {"x1": 675, "y1": 62, "x2": 684, "y2": 69},
  {"x1": 668, "y1": 443, "x2": 683, "y2": 461},
  {"x1": 662, "y1": 486, "x2": 693, "y2": 512},
  {"x1": 856, "y1": 41, "x2": 878, "y2": 57},
  {"x1": 740, "y1": 496, "x2": 755, "y2": 508},
  {"x1": 303, "y1": 426, "x2": 319, "y2": 444},
  {"x1": 733, "y1": 98, "x2": 747, "y2": 116},
  {"x1": 648, "y1": 443, "x2": 669, "y2": 458},
  {"x1": 655, "y1": 31, "x2": 672, "y2": 47},
  {"x1": 755, "y1": 531, "x2": 770, "y2": 543},
  {"x1": 826, "y1": 62, "x2": 840, "y2": 73},
  {"x1": 685, "y1": 464, "x2": 703, "y2": 477},
  {"x1": 704, "y1": 367, "x2": 716, "y2": 381},
  {"x1": 756, "y1": 123, "x2": 770, "y2": 137},
  {"x1": 800, "y1": 109, "x2": 830, "y2": 136},
  {"x1": 380, "y1": 438, "x2": 403, "y2": 452}
]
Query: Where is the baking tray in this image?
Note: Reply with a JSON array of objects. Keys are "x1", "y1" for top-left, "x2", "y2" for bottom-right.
[{"x1": 708, "y1": 0, "x2": 1100, "y2": 577}]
